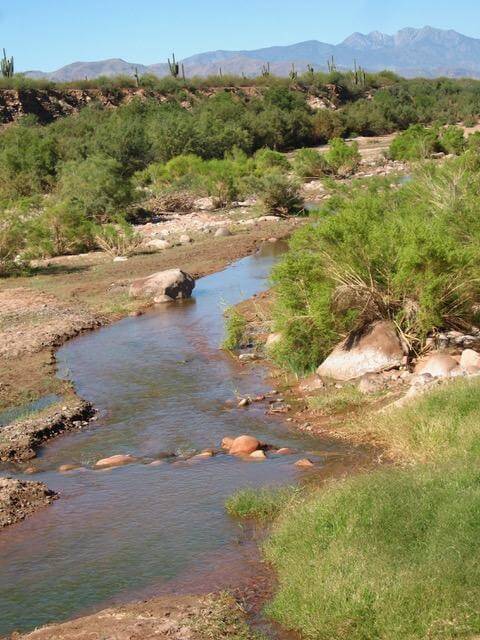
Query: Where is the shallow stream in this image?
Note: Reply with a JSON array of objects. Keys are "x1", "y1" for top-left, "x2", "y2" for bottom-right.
[{"x1": 0, "y1": 242, "x2": 347, "y2": 636}]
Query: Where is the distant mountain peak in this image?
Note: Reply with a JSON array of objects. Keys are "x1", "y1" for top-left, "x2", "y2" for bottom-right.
[{"x1": 23, "y1": 26, "x2": 480, "y2": 82}]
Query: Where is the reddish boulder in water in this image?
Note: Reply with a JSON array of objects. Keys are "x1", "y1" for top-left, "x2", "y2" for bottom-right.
[
  {"x1": 94, "y1": 454, "x2": 136, "y2": 469},
  {"x1": 229, "y1": 435, "x2": 261, "y2": 456}
]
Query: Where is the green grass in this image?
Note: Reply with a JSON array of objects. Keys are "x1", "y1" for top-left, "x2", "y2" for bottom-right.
[
  {"x1": 226, "y1": 378, "x2": 480, "y2": 638},
  {"x1": 355, "y1": 377, "x2": 480, "y2": 462},
  {"x1": 222, "y1": 307, "x2": 248, "y2": 352},
  {"x1": 263, "y1": 463, "x2": 480, "y2": 640},
  {"x1": 307, "y1": 385, "x2": 366, "y2": 416},
  {"x1": 225, "y1": 486, "x2": 301, "y2": 521}
]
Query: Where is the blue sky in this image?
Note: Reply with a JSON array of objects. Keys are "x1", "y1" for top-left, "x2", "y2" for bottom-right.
[{"x1": 5, "y1": 0, "x2": 480, "y2": 72}]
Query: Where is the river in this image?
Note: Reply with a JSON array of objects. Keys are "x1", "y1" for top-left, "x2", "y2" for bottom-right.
[{"x1": 0, "y1": 242, "x2": 346, "y2": 636}]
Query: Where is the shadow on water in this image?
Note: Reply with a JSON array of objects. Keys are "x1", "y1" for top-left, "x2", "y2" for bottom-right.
[{"x1": 0, "y1": 241, "x2": 350, "y2": 637}]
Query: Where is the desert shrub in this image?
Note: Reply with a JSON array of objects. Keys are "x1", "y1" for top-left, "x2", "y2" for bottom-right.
[
  {"x1": 254, "y1": 148, "x2": 290, "y2": 171},
  {"x1": 293, "y1": 148, "x2": 329, "y2": 178},
  {"x1": 311, "y1": 109, "x2": 346, "y2": 143},
  {"x1": 257, "y1": 170, "x2": 303, "y2": 216},
  {"x1": 389, "y1": 124, "x2": 440, "y2": 160},
  {"x1": 0, "y1": 117, "x2": 57, "y2": 200},
  {"x1": 93, "y1": 217, "x2": 143, "y2": 257},
  {"x1": 56, "y1": 155, "x2": 134, "y2": 223},
  {"x1": 0, "y1": 213, "x2": 23, "y2": 275},
  {"x1": 324, "y1": 137, "x2": 361, "y2": 175},
  {"x1": 25, "y1": 202, "x2": 94, "y2": 258},
  {"x1": 439, "y1": 125, "x2": 466, "y2": 155},
  {"x1": 272, "y1": 158, "x2": 480, "y2": 373}
]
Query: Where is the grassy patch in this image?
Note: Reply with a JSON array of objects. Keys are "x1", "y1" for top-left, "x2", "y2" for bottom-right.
[
  {"x1": 222, "y1": 307, "x2": 248, "y2": 352},
  {"x1": 263, "y1": 463, "x2": 480, "y2": 640},
  {"x1": 353, "y1": 377, "x2": 480, "y2": 462},
  {"x1": 226, "y1": 486, "x2": 301, "y2": 521},
  {"x1": 307, "y1": 385, "x2": 366, "y2": 416}
]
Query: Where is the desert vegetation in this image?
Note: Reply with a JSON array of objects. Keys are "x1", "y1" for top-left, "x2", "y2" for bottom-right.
[
  {"x1": 270, "y1": 152, "x2": 480, "y2": 373},
  {"x1": 1, "y1": 72, "x2": 480, "y2": 271}
]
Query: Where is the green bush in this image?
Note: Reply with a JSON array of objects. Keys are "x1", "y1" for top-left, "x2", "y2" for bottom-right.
[
  {"x1": 389, "y1": 124, "x2": 440, "y2": 160},
  {"x1": 93, "y1": 217, "x2": 143, "y2": 257},
  {"x1": 56, "y1": 155, "x2": 134, "y2": 223},
  {"x1": 254, "y1": 148, "x2": 290, "y2": 171},
  {"x1": 25, "y1": 202, "x2": 94, "y2": 258},
  {"x1": 324, "y1": 137, "x2": 361, "y2": 175},
  {"x1": 272, "y1": 158, "x2": 480, "y2": 373},
  {"x1": 0, "y1": 213, "x2": 23, "y2": 274},
  {"x1": 293, "y1": 148, "x2": 329, "y2": 178},
  {"x1": 264, "y1": 463, "x2": 480, "y2": 639},
  {"x1": 257, "y1": 170, "x2": 303, "y2": 216},
  {"x1": 222, "y1": 307, "x2": 248, "y2": 351},
  {"x1": 439, "y1": 125, "x2": 466, "y2": 155}
]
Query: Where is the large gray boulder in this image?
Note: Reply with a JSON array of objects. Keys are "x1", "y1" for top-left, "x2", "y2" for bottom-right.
[
  {"x1": 129, "y1": 269, "x2": 195, "y2": 303},
  {"x1": 317, "y1": 320, "x2": 406, "y2": 381}
]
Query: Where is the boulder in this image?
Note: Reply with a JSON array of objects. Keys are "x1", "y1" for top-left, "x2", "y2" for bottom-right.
[
  {"x1": 129, "y1": 269, "x2": 195, "y2": 303},
  {"x1": 250, "y1": 450, "x2": 266, "y2": 460},
  {"x1": 94, "y1": 454, "x2": 136, "y2": 469},
  {"x1": 215, "y1": 227, "x2": 232, "y2": 238},
  {"x1": 317, "y1": 321, "x2": 405, "y2": 381},
  {"x1": 415, "y1": 353, "x2": 458, "y2": 378},
  {"x1": 229, "y1": 435, "x2": 261, "y2": 456},
  {"x1": 460, "y1": 349, "x2": 480, "y2": 370},
  {"x1": 179, "y1": 234, "x2": 192, "y2": 244},
  {"x1": 221, "y1": 437, "x2": 234, "y2": 450}
]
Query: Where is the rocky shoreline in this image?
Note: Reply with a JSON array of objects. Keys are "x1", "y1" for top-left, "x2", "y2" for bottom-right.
[
  {"x1": 0, "y1": 477, "x2": 57, "y2": 528},
  {"x1": 0, "y1": 399, "x2": 95, "y2": 464}
]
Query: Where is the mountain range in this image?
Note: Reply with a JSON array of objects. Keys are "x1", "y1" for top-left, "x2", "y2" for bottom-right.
[{"x1": 25, "y1": 27, "x2": 480, "y2": 81}]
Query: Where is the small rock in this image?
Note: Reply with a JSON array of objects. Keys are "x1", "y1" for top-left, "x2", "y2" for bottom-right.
[
  {"x1": 237, "y1": 397, "x2": 251, "y2": 407},
  {"x1": 239, "y1": 353, "x2": 258, "y2": 362},
  {"x1": 265, "y1": 333, "x2": 281, "y2": 350},
  {"x1": 94, "y1": 454, "x2": 136, "y2": 469},
  {"x1": 113, "y1": 256, "x2": 128, "y2": 262},
  {"x1": 275, "y1": 448, "x2": 294, "y2": 455},
  {"x1": 250, "y1": 450, "x2": 266, "y2": 460},
  {"x1": 146, "y1": 239, "x2": 170, "y2": 251},
  {"x1": 190, "y1": 451, "x2": 214, "y2": 461},
  {"x1": 149, "y1": 460, "x2": 165, "y2": 466},
  {"x1": 179, "y1": 234, "x2": 192, "y2": 244},
  {"x1": 460, "y1": 349, "x2": 480, "y2": 370},
  {"x1": 298, "y1": 375, "x2": 325, "y2": 393},
  {"x1": 24, "y1": 467, "x2": 38, "y2": 474},
  {"x1": 295, "y1": 458, "x2": 314, "y2": 468},
  {"x1": 215, "y1": 227, "x2": 232, "y2": 238},
  {"x1": 58, "y1": 464, "x2": 79, "y2": 473}
]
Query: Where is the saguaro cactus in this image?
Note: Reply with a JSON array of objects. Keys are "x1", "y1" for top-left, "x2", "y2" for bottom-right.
[
  {"x1": 327, "y1": 55, "x2": 336, "y2": 73},
  {"x1": 168, "y1": 52, "x2": 180, "y2": 78},
  {"x1": 289, "y1": 63, "x2": 298, "y2": 81},
  {"x1": 1, "y1": 49, "x2": 14, "y2": 78},
  {"x1": 261, "y1": 62, "x2": 271, "y2": 77}
]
